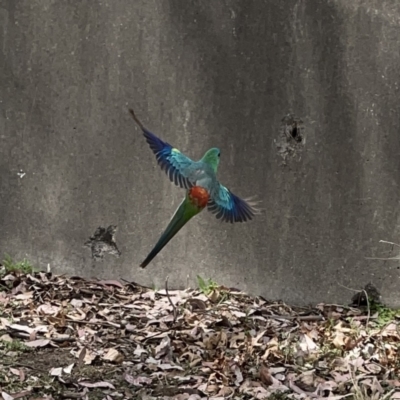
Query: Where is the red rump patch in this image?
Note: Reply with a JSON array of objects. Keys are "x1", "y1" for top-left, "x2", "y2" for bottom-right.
[{"x1": 189, "y1": 186, "x2": 210, "y2": 208}]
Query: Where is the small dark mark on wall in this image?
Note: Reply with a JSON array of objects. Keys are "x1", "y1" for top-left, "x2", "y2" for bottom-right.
[
  {"x1": 275, "y1": 114, "x2": 305, "y2": 164},
  {"x1": 85, "y1": 225, "x2": 121, "y2": 261}
]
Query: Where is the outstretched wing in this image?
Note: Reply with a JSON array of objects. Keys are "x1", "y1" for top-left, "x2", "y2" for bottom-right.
[
  {"x1": 207, "y1": 183, "x2": 257, "y2": 223},
  {"x1": 129, "y1": 109, "x2": 194, "y2": 189}
]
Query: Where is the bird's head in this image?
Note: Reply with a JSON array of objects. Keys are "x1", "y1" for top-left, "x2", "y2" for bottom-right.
[{"x1": 201, "y1": 147, "x2": 220, "y2": 172}]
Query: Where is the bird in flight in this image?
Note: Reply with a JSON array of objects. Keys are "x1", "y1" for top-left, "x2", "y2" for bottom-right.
[{"x1": 129, "y1": 108, "x2": 258, "y2": 268}]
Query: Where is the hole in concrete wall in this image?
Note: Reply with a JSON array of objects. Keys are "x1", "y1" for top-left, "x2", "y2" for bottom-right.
[
  {"x1": 84, "y1": 225, "x2": 121, "y2": 261},
  {"x1": 275, "y1": 114, "x2": 305, "y2": 164},
  {"x1": 350, "y1": 283, "x2": 381, "y2": 307},
  {"x1": 290, "y1": 123, "x2": 302, "y2": 143}
]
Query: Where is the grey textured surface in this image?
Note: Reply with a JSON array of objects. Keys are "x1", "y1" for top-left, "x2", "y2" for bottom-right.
[{"x1": 1, "y1": 0, "x2": 400, "y2": 305}]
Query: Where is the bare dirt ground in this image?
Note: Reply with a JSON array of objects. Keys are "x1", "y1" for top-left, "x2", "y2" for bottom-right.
[{"x1": 0, "y1": 267, "x2": 400, "y2": 400}]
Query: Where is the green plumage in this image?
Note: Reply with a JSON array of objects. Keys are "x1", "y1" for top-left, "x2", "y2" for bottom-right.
[{"x1": 140, "y1": 192, "x2": 203, "y2": 268}]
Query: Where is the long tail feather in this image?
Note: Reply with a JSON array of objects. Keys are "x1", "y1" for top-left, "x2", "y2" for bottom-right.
[
  {"x1": 140, "y1": 199, "x2": 196, "y2": 268},
  {"x1": 129, "y1": 108, "x2": 147, "y2": 132}
]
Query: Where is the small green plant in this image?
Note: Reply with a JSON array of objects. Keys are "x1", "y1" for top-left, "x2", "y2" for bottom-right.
[
  {"x1": 151, "y1": 283, "x2": 159, "y2": 292},
  {"x1": 320, "y1": 344, "x2": 343, "y2": 359},
  {"x1": 267, "y1": 391, "x2": 292, "y2": 400},
  {"x1": 370, "y1": 301, "x2": 400, "y2": 327},
  {"x1": 196, "y1": 275, "x2": 219, "y2": 295},
  {"x1": 1, "y1": 254, "x2": 36, "y2": 276},
  {"x1": 1, "y1": 338, "x2": 30, "y2": 352}
]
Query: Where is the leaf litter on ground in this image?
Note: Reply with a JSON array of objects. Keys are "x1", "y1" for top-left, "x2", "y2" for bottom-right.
[{"x1": 0, "y1": 269, "x2": 399, "y2": 400}]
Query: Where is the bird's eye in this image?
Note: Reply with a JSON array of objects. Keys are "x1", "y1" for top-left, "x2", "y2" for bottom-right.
[{"x1": 218, "y1": 152, "x2": 221, "y2": 157}]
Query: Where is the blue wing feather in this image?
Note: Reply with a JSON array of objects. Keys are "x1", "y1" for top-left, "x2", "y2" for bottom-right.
[
  {"x1": 208, "y1": 184, "x2": 255, "y2": 223},
  {"x1": 129, "y1": 109, "x2": 256, "y2": 222},
  {"x1": 142, "y1": 127, "x2": 194, "y2": 189}
]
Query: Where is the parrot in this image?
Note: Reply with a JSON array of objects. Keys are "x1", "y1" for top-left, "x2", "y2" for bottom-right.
[{"x1": 129, "y1": 108, "x2": 258, "y2": 268}]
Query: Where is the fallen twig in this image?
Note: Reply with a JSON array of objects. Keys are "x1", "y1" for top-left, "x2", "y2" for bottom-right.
[{"x1": 165, "y1": 276, "x2": 177, "y2": 324}]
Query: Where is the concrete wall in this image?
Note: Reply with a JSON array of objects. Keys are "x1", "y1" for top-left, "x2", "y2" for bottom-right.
[{"x1": 1, "y1": 0, "x2": 400, "y2": 306}]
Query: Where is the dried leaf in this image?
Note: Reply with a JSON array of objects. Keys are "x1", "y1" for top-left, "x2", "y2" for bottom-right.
[
  {"x1": 37, "y1": 304, "x2": 60, "y2": 315},
  {"x1": 332, "y1": 331, "x2": 345, "y2": 348},
  {"x1": 207, "y1": 289, "x2": 220, "y2": 303},
  {"x1": 1, "y1": 392, "x2": 14, "y2": 400},
  {"x1": 259, "y1": 364, "x2": 273, "y2": 386},
  {"x1": 8, "y1": 390, "x2": 31, "y2": 399},
  {"x1": 364, "y1": 363, "x2": 381, "y2": 374},
  {"x1": 154, "y1": 335, "x2": 171, "y2": 358},
  {"x1": 124, "y1": 374, "x2": 152, "y2": 386},
  {"x1": 15, "y1": 291, "x2": 33, "y2": 300},
  {"x1": 79, "y1": 381, "x2": 115, "y2": 389},
  {"x1": 103, "y1": 348, "x2": 124, "y2": 363},
  {"x1": 381, "y1": 323, "x2": 400, "y2": 339},
  {"x1": 251, "y1": 330, "x2": 267, "y2": 348},
  {"x1": 204, "y1": 332, "x2": 222, "y2": 350},
  {"x1": 70, "y1": 299, "x2": 83, "y2": 308},
  {"x1": 83, "y1": 350, "x2": 97, "y2": 365},
  {"x1": 50, "y1": 367, "x2": 63, "y2": 376},
  {"x1": 299, "y1": 333, "x2": 318, "y2": 352},
  {"x1": 299, "y1": 370, "x2": 315, "y2": 386},
  {"x1": 0, "y1": 334, "x2": 13, "y2": 342},
  {"x1": 232, "y1": 364, "x2": 243, "y2": 385},
  {"x1": 0, "y1": 318, "x2": 10, "y2": 328},
  {"x1": 63, "y1": 363, "x2": 74, "y2": 374},
  {"x1": 8, "y1": 324, "x2": 33, "y2": 334},
  {"x1": 25, "y1": 339, "x2": 51, "y2": 348},
  {"x1": 158, "y1": 363, "x2": 184, "y2": 371},
  {"x1": 9, "y1": 368, "x2": 20, "y2": 376},
  {"x1": 98, "y1": 279, "x2": 124, "y2": 288}
]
